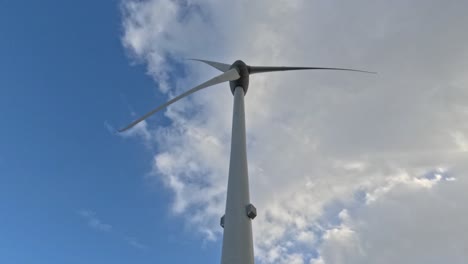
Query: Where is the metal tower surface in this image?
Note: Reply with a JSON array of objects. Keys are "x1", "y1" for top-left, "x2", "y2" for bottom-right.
[{"x1": 221, "y1": 86, "x2": 254, "y2": 264}]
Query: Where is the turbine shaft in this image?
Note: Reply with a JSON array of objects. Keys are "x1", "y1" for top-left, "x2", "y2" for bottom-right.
[{"x1": 119, "y1": 68, "x2": 240, "y2": 132}]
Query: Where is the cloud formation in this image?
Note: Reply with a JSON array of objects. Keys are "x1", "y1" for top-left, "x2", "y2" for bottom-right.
[
  {"x1": 78, "y1": 210, "x2": 112, "y2": 232},
  {"x1": 125, "y1": 236, "x2": 149, "y2": 250},
  {"x1": 121, "y1": 0, "x2": 468, "y2": 263},
  {"x1": 314, "y1": 174, "x2": 468, "y2": 264},
  {"x1": 78, "y1": 209, "x2": 147, "y2": 250}
]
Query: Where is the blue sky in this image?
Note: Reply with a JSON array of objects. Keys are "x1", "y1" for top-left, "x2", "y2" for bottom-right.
[{"x1": 0, "y1": 1, "x2": 219, "y2": 263}]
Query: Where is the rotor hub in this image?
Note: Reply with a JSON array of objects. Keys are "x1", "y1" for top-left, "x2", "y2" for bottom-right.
[{"x1": 229, "y1": 60, "x2": 250, "y2": 95}]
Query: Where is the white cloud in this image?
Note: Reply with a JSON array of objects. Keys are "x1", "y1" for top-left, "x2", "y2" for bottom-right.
[
  {"x1": 78, "y1": 210, "x2": 112, "y2": 232},
  {"x1": 78, "y1": 210, "x2": 148, "y2": 249},
  {"x1": 120, "y1": 0, "x2": 468, "y2": 263},
  {"x1": 125, "y1": 236, "x2": 148, "y2": 250},
  {"x1": 315, "y1": 176, "x2": 468, "y2": 264}
]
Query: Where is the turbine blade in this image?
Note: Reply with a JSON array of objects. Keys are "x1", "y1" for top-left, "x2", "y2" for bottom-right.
[
  {"x1": 248, "y1": 66, "x2": 376, "y2": 74},
  {"x1": 189, "y1": 59, "x2": 231, "y2": 72},
  {"x1": 119, "y1": 68, "x2": 240, "y2": 132}
]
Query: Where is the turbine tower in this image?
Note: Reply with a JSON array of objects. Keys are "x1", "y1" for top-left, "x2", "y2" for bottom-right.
[{"x1": 119, "y1": 59, "x2": 374, "y2": 264}]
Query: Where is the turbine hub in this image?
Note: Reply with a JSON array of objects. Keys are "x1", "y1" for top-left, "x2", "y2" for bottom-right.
[{"x1": 229, "y1": 60, "x2": 249, "y2": 95}]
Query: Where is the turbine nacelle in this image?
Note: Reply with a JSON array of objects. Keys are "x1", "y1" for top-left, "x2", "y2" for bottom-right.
[{"x1": 229, "y1": 60, "x2": 250, "y2": 94}]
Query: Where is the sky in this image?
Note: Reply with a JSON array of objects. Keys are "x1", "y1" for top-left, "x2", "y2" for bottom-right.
[{"x1": 1, "y1": 1, "x2": 468, "y2": 264}]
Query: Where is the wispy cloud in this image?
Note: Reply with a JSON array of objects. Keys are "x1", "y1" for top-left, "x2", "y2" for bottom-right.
[
  {"x1": 125, "y1": 236, "x2": 148, "y2": 250},
  {"x1": 77, "y1": 209, "x2": 148, "y2": 250},
  {"x1": 78, "y1": 210, "x2": 112, "y2": 232}
]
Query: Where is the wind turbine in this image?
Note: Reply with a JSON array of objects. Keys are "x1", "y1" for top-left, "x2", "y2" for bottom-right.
[{"x1": 119, "y1": 59, "x2": 374, "y2": 264}]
